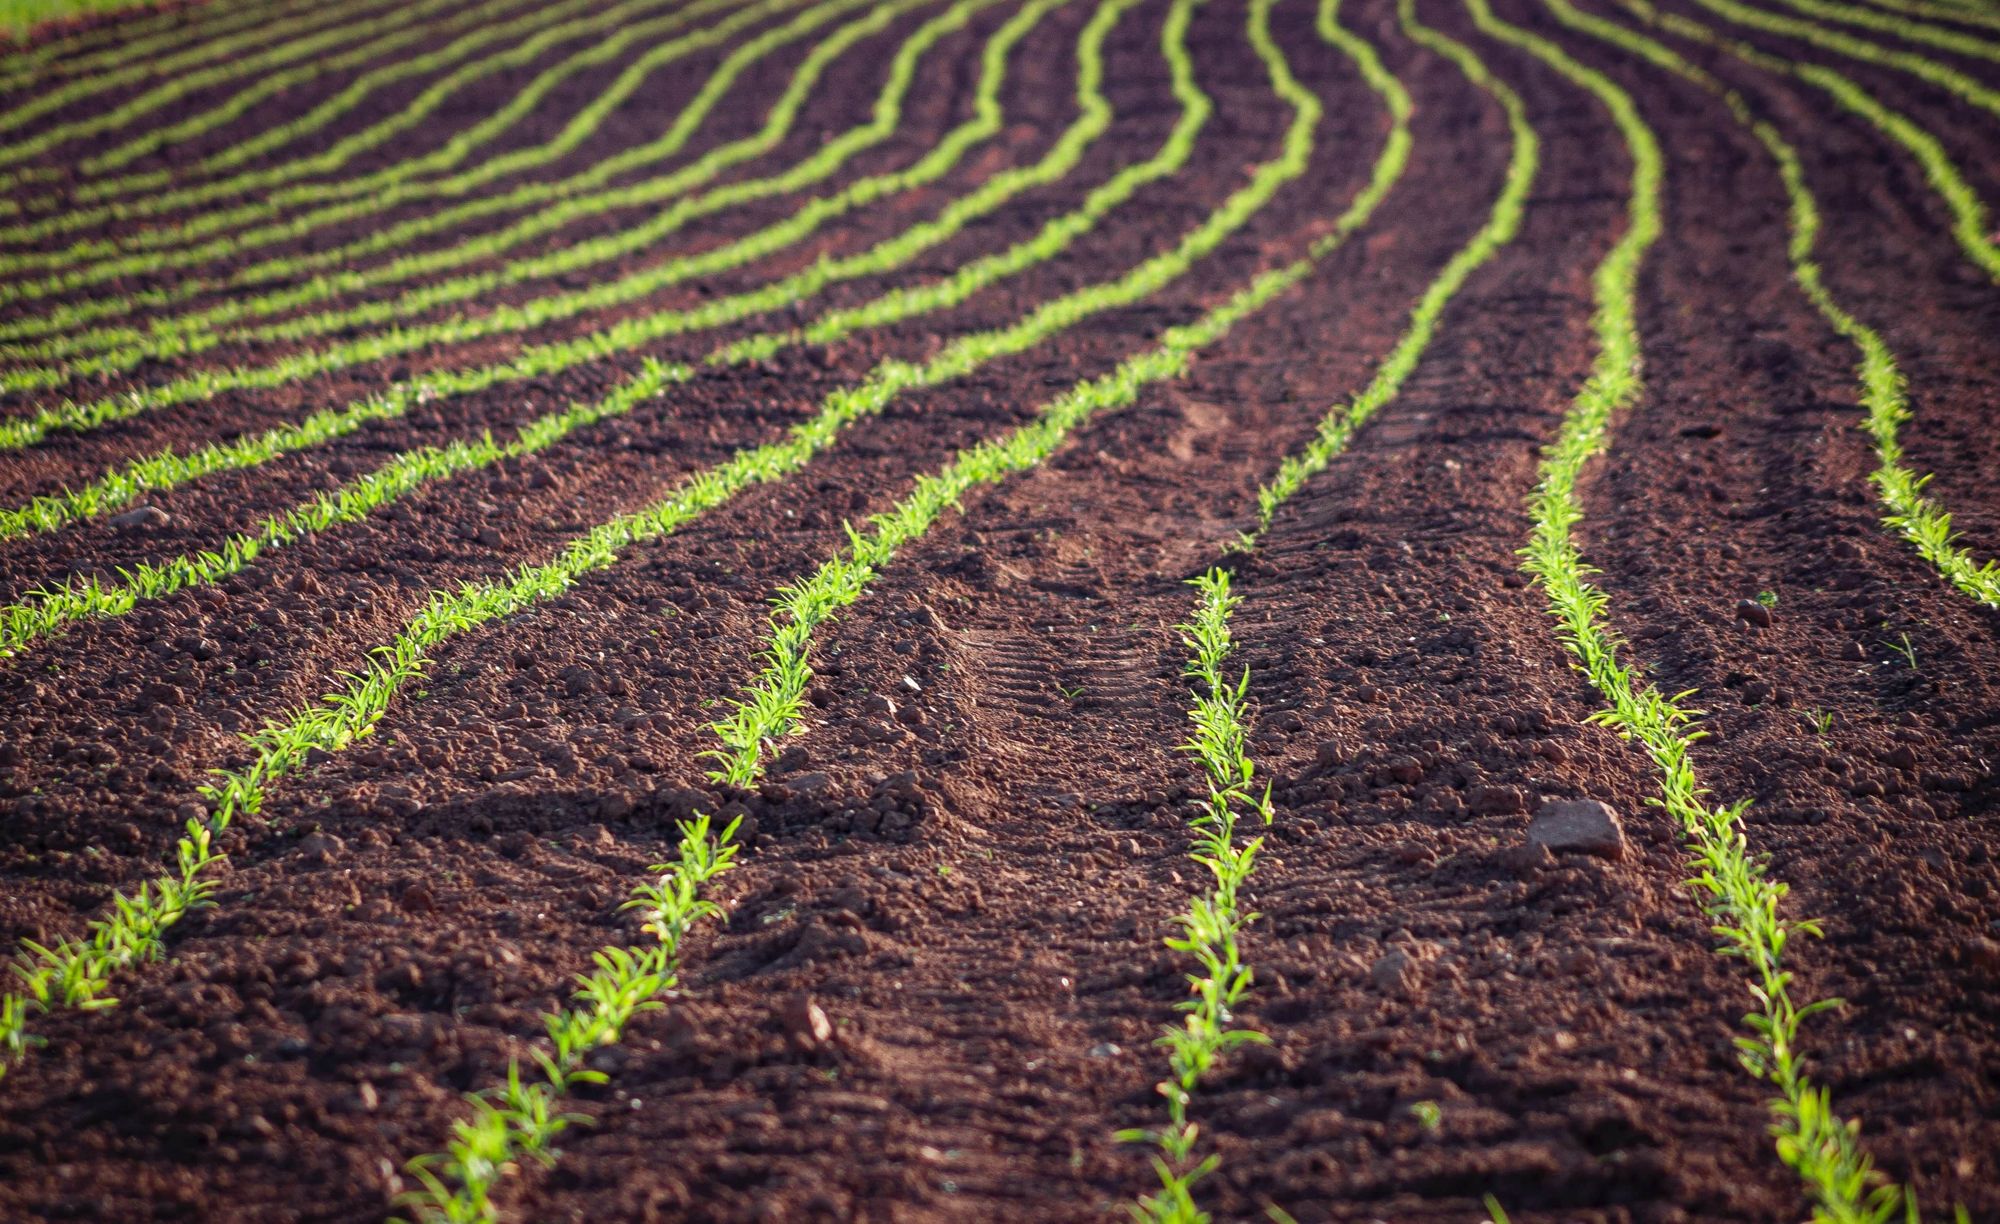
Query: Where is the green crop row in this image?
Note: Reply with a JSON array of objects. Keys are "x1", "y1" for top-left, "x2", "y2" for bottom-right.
[
  {"x1": 1616, "y1": 0, "x2": 2000, "y2": 282},
  {"x1": 0, "y1": 0, "x2": 1182, "y2": 644},
  {"x1": 0, "y1": 0, "x2": 1128, "y2": 540},
  {"x1": 0, "y1": 0, "x2": 1116, "y2": 533},
  {"x1": 0, "y1": 0, "x2": 773, "y2": 267},
  {"x1": 0, "y1": 0, "x2": 1195, "y2": 1072},
  {"x1": 1, "y1": 0, "x2": 178, "y2": 40},
  {"x1": 701, "y1": 0, "x2": 1329, "y2": 786},
  {"x1": 1766, "y1": 0, "x2": 2000, "y2": 58},
  {"x1": 394, "y1": 814, "x2": 742, "y2": 1222},
  {"x1": 1469, "y1": 0, "x2": 1915, "y2": 1216},
  {"x1": 1546, "y1": 2, "x2": 1999, "y2": 603},
  {"x1": 0, "y1": 2, "x2": 894, "y2": 432},
  {"x1": 0, "y1": 0, "x2": 828, "y2": 278},
  {"x1": 0, "y1": 0, "x2": 987, "y2": 378},
  {"x1": 1120, "y1": 569, "x2": 1273, "y2": 1223},
  {"x1": 0, "y1": 0, "x2": 395, "y2": 138},
  {"x1": 0, "y1": 0, "x2": 327, "y2": 88},
  {"x1": 1861, "y1": 0, "x2": 2000, "y2": 31},
  {"x1": 0, "y1": 358, "x2": 696, "y2": 656},
  {"x1": 0, "y1": 0, "x2": 432, "y2": 179},
  {"x1": 0, "y1": 1, "x2": 937, "y2": 414},
  {"x1": 72, "y1": 0, "x2": 538, "y2": 181},
  {"x1": 1249, "y1": 0, "x2": 1530, "y2": 544},
  {"x1": 1106, "y1": 1, "x2": 1524, "y2": 1210},
  {"x1": 1691, "y1": 0, "x2": 2000, "y2": 116}
]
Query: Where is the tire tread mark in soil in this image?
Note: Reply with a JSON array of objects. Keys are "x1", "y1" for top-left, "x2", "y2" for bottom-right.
[{"x1": 0, "y1": 0, "x2": 1265, "y2": 1079}]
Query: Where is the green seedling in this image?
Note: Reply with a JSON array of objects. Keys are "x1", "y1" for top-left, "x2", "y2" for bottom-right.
[
  {"x1": 396, "y1": 815, "x2": 740, "y2": 1221},
  {"x1": 1507, "y1": 0, "x2": 1914, "y2": 1215},
  {"x1": 0, "y1": 0, "x2": 1274, "y2": 1078},
  {"x1": 1120, "y1": 570, "x2": 1273, "y2": 1223},
  {"x1": 0, "y1": 0, "x2": 1185, "y2": 537}
]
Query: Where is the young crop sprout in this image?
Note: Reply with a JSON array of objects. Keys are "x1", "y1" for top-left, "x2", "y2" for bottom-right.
[
  {"x1": 1120, "y1": 569, "x2": 1272, "y2": 1222},
  {"x1": 396, "y1": 814, "x2": 739, "y2": 1221}
]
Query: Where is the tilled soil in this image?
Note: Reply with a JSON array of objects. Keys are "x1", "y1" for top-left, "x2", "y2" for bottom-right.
[{"x1": 0, "y1": 0, "x2": 1995, "y2": 1220}]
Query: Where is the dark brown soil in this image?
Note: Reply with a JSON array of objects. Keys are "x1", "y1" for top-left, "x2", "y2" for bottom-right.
[{"x1": 0, "y1": 0, "x2": 1995, "y2": 1220}]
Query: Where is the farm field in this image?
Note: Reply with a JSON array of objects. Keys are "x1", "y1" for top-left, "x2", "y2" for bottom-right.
[{"x1": 0, "y1": 0, "x2": 1995, "y2": 1218}]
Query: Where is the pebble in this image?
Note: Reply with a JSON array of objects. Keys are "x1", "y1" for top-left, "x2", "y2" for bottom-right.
[
  {"x1": 1371, "y1": 949, "x2": 1421, "y2": 998},
  {"x1": 783, "y1": 772, "x2": 833, "y2": 798},
  {"x1": 780, "y1": 994, "x2": 833, "y2": 1052},
  {"x1": 295, "y1": 832, "x2": 345, "y2": 868},
  {"x1": 1527, "y1": 799, "x2": 1627, "y2": 861},
  {"x1": 1964, "y1": 936, "x2": 2000, "y2": 971},
  {"x1": 109, "y1": 505, "x2": 171, "y2": 531},
  {"x1": 1468, "y1": 784, "x2": 1528, "y2": 815}
]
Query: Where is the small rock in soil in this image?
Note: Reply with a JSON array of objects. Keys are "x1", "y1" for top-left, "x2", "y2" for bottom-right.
[
  {"x1": 109, "y1": 505, "x2": 171, "y2": 531},
  {"x1": 1736, "y1": 599, "x2": 1773, "y2": 628},
  {"x1": 295, "y1": 832, "x2": 344, "y2": 868},
  {"x1": 1963, "y1": 936, "x2": 2000, "y2": 971},
  {"x1": 1528, "y1": 799, "x2": 1627, "y2": 861},
  {"x1": 1468, "y1": 784, "x2": 1528, "y2": 815},
  {"x1": 780, "y1": 994, "x2": 833, "y2": 1052},
  {"x1": 1371, "y1": 949, "x2": 1422, "y2": 998}
]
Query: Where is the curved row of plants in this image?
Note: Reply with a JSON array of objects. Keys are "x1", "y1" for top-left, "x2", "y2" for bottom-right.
[
  {"x1": 392, "y1": 5, "x2": 1348, "y2": 1213},
  {"x1": 1543, "y1": 2, "x2": 2000, "y2": 600},
  {"x1": 0, "y1": 0, "x2": 816, "y2": 278},
  {"x1": 0, "y1": 0, "x2": 431, "y2": 185},
  {"x1": 0, "y1": 0, "x2": 1195, "y2": 655},
  {"x1": 1461, "y1": 0, "x2": 1925, "y2": 1216},
  {"x1": 0, "y1": 0, "x2": 1012, "y2": 384},
  {"x1": 0, "y1": 0, "x2": 1235, "y2": 1084}
]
